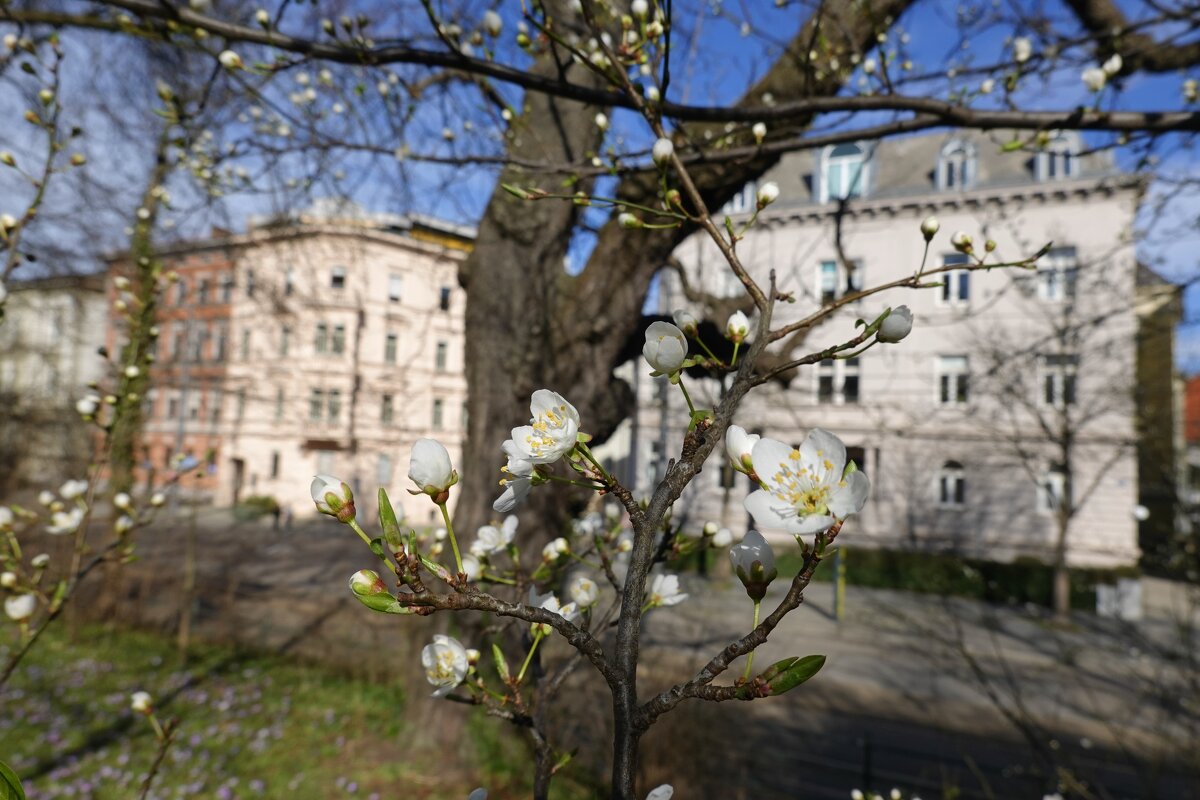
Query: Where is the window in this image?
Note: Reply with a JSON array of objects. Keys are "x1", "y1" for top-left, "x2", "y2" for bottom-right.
[
  {"x1": 173, "y1": 327, "x2": 186, "y2": 361},
  {"x1": 331, "y1": 324, "x2": 345, "y2": 355},
  {"x1": 938, "y1": 253, "x2": 971, "y2": 305},
  {"x1": 187, "y1": 391, "x2": 201, "y2": 420},
  {"x1": 284, "y1": 267, "x2": 295, "y2": 296},
  {"x1": 381, "y1": 394, "x2": 394, "y2": 424},
  {"x1": 1037, "y1": 247, "x2": 1079, "y2": 302},
  {"x1": 815, "y1": 358, "x2": 861, "y2": 404},
  {"x1": 819, "y1": 142, "x2": 868, "y2": 202},
  {"x1": 198, "y1": 278, "x2": 210, "y2": 305},
  {"x1": 176, "y1": 279, "x2": 188, "y2": 306},
  {"x1": 1036, "y1": 133, "x2": 1080, "y2": 181},
  {"x1": 439, "y1": 286, "x2": 451, "y2": 312},
  {"x1": 221, "y1": 274, "x2": 234, "y2": 303},
  {"x1": 275, "y1": 387, "x2": 284, "y2": 420},
  {"x1": 1041, "y1": 354, "x2": 1078, "y2": 406},
  {"x1": 432, "y1": 398, "x2": 444, "y2": 430},
  {"x1": 328, "y1": 389, "x2": 341, "y2": 422},
  {"x1": 937, "y1": 140, "x2": 976, "y2": 191},
  {"x1": 385, "y1": 332, "x2": 398, "y2": 364},
  {"x1": 309, "y1": 388, "x2": 324, "y2": 421},
  {"x1": 938, "y1": 355, "x2": 970, "y2": 405},
  {"x1": 315, "y1": 323, "x2": 328, "y2": 354},
  {"x1": 209, "y1": 392, "x2": 221, "y2": 423},
  {"x1": 240, "y1": 329, "x2": 250, "y2": 360},
  {"x1": 246, "y1": 270, "x2": 256, "y2": 298},
  {"x1": 937, "y1": 461, "x2": 966, "y2": 507},
  {"x1": 216, "y1": 324, "x2": 229, "y2": 361},
  {"x1": 316, "y1": 450, "x2": 335, "y2": 475},
  {"x1": 1038, "y1": 468, "x2": 1067, "y2": 514},
  {"x1": 191, "y1": 325, "x2": 208, "y2": 361},
  {"x1": 818, "y1": 259, "x2": 863, "y2": 304},
  {"x1": 389, "y1": 274, "x2": 403, "y2": 303},
  {"x1": 280, "y1": 326, "x2": 291, "y2": 357},
  {"x1": 376, "y1": 454, "x2": 392, "y2": 487},
  {"x1": 167, "y1": 393, "x2": 180, "y2": 419},
  {"x1": 236, "y1": 388, "x2": 246, "y2": 420},
  {"x1": 330, "y1": 266, "x2": 346, "y2": 290},
  {"x1": 270, "y1": 451, "x2": 280, "y2": 479},
  {"x1": 435, "y1": 341, "x2": 448, "y2": 371}
]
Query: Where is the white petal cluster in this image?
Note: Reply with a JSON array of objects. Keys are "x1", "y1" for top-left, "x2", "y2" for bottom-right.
[
  {"x1": 4, "y1": 594, "x2": 36, "y2": 622},
  {"x1": 744, "y1": 428, "x2": 870, "y2": 535},
  {"x1": 1082, "y1": 67, "x2": 1107, "y2": 92},
  {"x1": 130, "y1": 691, "x2": 153, "y2": 714},
  {"x1": 756, "y1": 181, "x2": 780, "y2": 208},
  {"x1": 876, "y1": 306, "x2": 913, "y2": 343},
  {"x1": 648, "y1": 573, "x2": 687, "y2": 607},
  {"x1": 1012, "y1": 37, "x2": 1032, "y2": 64},
  {"x1": 568, "y1": 574, "x2": 599, "y2": 607},
  {"x1": 310, "y1": 474, "x2": 353, "y2": 517},
  {"x1": 726, "y1": 310, "x2": 750, "y2": 342},
  {"x1": 508, "y1": 390, "x2": 580, "y2": 465},
  {"x1": 651, "y1": 137, "x2": 674, "y2": 165},
  {"x1": 59, "y1": 479, "x2": 88, "y2": 500},
  {"x1": 726, "y1": 424, "x2": 760, "y2": 474},
  {"x1": 422, "y1": 634, "x2": 470, "y2": 697},
  {"x1": 47, "y1": 507, "x2": 84, "y2": 535}
]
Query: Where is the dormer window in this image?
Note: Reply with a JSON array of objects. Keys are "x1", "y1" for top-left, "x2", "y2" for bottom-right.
[
  {"x1": 1036, "y1": 133, "x2": 1081, "y2": 181},
  {"x1": 722, "y1": 182, "x2": 757, "y2": 215},
  {"x1": 819, "y1": 142, "x2": 869, "y2": 203},
  {"x1": 937, "y1": 140, "x2": 976, "y2": 191}
]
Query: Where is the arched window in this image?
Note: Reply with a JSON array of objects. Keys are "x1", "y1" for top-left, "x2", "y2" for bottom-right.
[
  {"x1": 937, "y1": 460, "x2": 966, "y2": 507},
  {"x1": 819, "y1": 142, "x2": 869, "y2": 202},
  {"x1": 937, "y1": 139, "x2": 977, "y2": 191},
  {"x1": 1036, "y1": 132, "x2": 1081, "y2": 181}
]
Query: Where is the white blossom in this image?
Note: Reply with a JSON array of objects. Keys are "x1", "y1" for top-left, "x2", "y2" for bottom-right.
[
  {"x1": 0, "y1": 506, "x2": 13, "y2": 529},
  {"x1": 1012, "y1": 37, "x2": 1032, "y2": 64},
  {"x1": 461, "y1": 554, "x2": 483, "y2": 581},
  {"x1": 47, "y1": 508, "x2": 84, "y2": 536},
  {"x1": 631, "y1": 0, "x2": 649, "y2": 17},
  {"x1": 0, "y1": 572, "x2": 15, "y2": 588},
  {"x1": 150, "y1": 492, "x2": 166, "y2": 507},
  {"x1": 494, "y1": 441, "x2": 535, "y2": 513},
  {"x1": 114, "y1": 492, "x2": 133, "y2": 511},
  {"x1": 712, "y1": 527, "x2": 734, "y2": 547},
  {"x1": 5, "y1": 594, "x2": 36, "y2": 622},
  {"x1": 482, "y1": 10, "x2": 502, "y2": 37},
  {"x1": 217, "y1": 50, "x2": 243, "y2": 69},
  {"x1": 752, "y1": 121, "x2": 767, "y2": 143},
  {"x1": 594, "y1": 112, "x2": 609, "y2": 130},
  {"x1": 474, "y1": 523, "x2": 512, "y2": 555},
  {"x1": 76, "y1": 394, "x2": 100, "y2": 416},
  {"x1": 422, "y1": 634, "x2": 470, "y2": 697},
  {"x1": 115, "y1": 515, "x2": 135, "y2": 535},
  {"x1": 646, "y1": 787, "x2": 673, "y2": 800},
  {"x1": 1102, "y1": 53, "x2": 1122, "y2": 76},
  {"x1": 467, "y1": 790, "x2": 488, "y2": 800},
  {"x1": 642, "y1": 321, "x2": 688, "y2": 374},
  {"x1": 756, "y1": 181, "x2": 780, "y2": 207},
  {"x1": 408, "y1": 438, "x2": 457, "y2": 495},
  {"x1": 568, "y1": 574, "x2": 599, "y2": 607},
  {"x1": 1082, "y1": 67, "x2": 1107, "y2": 92},
  {"x1": 920, "y1": 215, "x2": 939, "y2": 239},
  {"x1": 876, "y1": 306, "x2": 913, "y2": 343},
  {"x1": 950, "y1": 231, "x2": 973, "y2": 253},
  {"x1": 37, "y1": 491, "x2": 54, "y2": 506},
  {"x1": 1185, "y1": 79, "x2": 1198, "y2": 103},
  {"x1": 542, "y1": 537, "x2": 570, "y2": 562},
  {"x1": 30, "y1": 553, "x2": 49, "y2": 568},
  {"x1": 648, "y1": 573, "x2": 687, "y2": 607},
  {"x1": 509, "y1": 390, "x2": 580, "y2": 465},
  {"x1": 671, "y1": 308, "x2": 698, "y2": 335},
  {"x1": 744, "y1": 429, "x2": 870, "y2": 535},
  {"x1": 59, "y1": 479, "x2": 88, "y2": 500},
  {"x1": 310, "y1": 474, "x2": 354, "y2": 518},
  {"x1": 979, "y1": 78, "x2": 995, "y2": 94}
]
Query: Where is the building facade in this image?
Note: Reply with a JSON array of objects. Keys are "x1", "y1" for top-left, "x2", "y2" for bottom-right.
[
  {"x1": 0, "y1": 274, "x2": 108, "y2": 491},
  {"x1": 108, "y1": 205, "x2": 472, "y2": 525},
  {"x1": 626, "y1": 131, "x2": 1153, "y2": 568}
]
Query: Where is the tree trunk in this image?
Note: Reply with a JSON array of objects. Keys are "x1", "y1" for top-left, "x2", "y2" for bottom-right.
[{"x1": 456, "y1": 0, "x2": 918, "y2": 543}]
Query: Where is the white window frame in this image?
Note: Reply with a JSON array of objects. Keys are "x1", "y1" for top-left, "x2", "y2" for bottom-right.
[
  {"x1": 1036, "y1": 132, "x2": 1081, "y2": 182},
  {"x1": 388, "y1": 273, "x2": 403, "y2": 303},
  {"x1": 816, "y1": 259, "x2": 864, "y2": 304},
  {"x1": 1037, "y1": 247, "x2": 1079, "y2": 303},
  {"x1": 1038, "y1": 469, "x2": 1067, "y2": 515},
  {"x1": 814, "y1": 357, "x2": 861, "y2": 405},
  {"x1": 330, "y1": 265, "x2": 347, "y2": 290},
  {"x1": 1040, "y1": 354, "x2": 1079, "y2": 407},
  {"x1": 937, "y1": 355, "x2": 970, "y2": 406},
  {"x1": 435, "y1": 340, "x2": 448, "y2": 371},
  {"x1": 818, "y1": 142, "x2": 870, "y2": 203},
  {"x1": 385, "y1": 332, "x2": 398, "y2": 364},
  {"x1": 936, "y1": 461, "x2": 966, "y2": 508},
  {"x1": 432, "y1": 397, "x2": 445, "y2": 430},
  {"x1": 937, "y1": 140, "x2": 977, "y2": 191},
  {"x1": 937, "y1": 254, "x2": 971, "y2": 307}
]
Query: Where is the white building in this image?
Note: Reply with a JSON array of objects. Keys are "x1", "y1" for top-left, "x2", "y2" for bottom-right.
[
  {"x1": 624, "y1": 131, "x2": 1147, "y2": 568},
  {"x1": 0, "y1": 274, "x2": 108, "y2": 490},
  {"x1": 109, "y1": 203, "x2": 472, "y2": 525}
]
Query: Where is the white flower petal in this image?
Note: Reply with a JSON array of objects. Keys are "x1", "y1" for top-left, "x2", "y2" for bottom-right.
[
  {"x1": 828, "y1": 470, "x2": 870, "y2": 519},
  {"x1": 800, "y1": 428, "x2": 846, "y2": 480},
  {"x1": 744, "y1": 489, "x2": 793, "y2": 530},
  {"x1": 749, "y1": 437, "x2": 795, "y2": 495}
]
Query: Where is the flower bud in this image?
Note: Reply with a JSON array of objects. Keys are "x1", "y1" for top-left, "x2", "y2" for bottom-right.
[
  {"x1": 482, "y1": 10, "x2": 502, "y2": 37},
  {"x1": 130, "y1": 691, "x2": 153, "y2": 714},
  {"x1": 726, "y1": 424, "x2": 759, "y2": 474},
  {"x1": 920, "y1": 215, "x2": 939, "y2": 241},
  {"x1": 594, "y1": 112, "x2": 609, "y2": 131},
  {"x1": 702, "y1": 520, "x2": 718, "y2": 536},
  {"x1": 542, "y1": 537, "x2": 569, "y2": 562},
  {"x1": 1012, "y1": 37, "x2": 1032, "y2": 64},
  {"x1": 712, "y1": 527, "x2": 733, "y2": 548},
  {"x1": 0, "y1": 572, "x2": 15, "y2": 589},
  {"x1": 651, "y1": 137, "x2": 674, "y2": 165},
  {"x1": 950, "y1": 231, "x2": 973, "y2": 254},
  {"x1": 114, "y1": 493, "x2": 133, "y2": 512},
  {"x1": 756, "y1": 181, "x2": 779, "y2": 209},
  {"x1": 76, "y1": 394, "x2": 100, "y2": 417},
  {"x1": 876, "y1": 306, "x2": 913, "y2": 344},
  {"x1": 729, "y1": 530, "x2": 778, "y2": 601},
  {"x1": 31, "y1": 553, "x2": 49, "y2": 568},
  {"x1": 751, "y1": 122, "x2": 766, "y2": 144},
  {"x1": 672, "y1": 309, "x2": 698, "y2": 336},
  {"x1": 218, "y1": 50, "x2": 243, "y2": 70},
  {"x1": 150, "y1": 492, "x2": 166, "y2": 507},
  {"x1": 984, "y1": 239, "x2": 997, "y2": 253},
  {"x1": 408, "y1": 438, "x2": 458, "y2": 498},
  {"x1": 310, "y1": 474, "x2": 356, "y2": 522},
  {"x1": 1102, "y1": 53, "x2": 1122, "y2": 77},
  {"x1": 631, "y1": 0, "x2": 649, "y2": 17},
  {"x1": 0, "y1": 152, "x2": 14, "y2": 167},
  {"x1": 4, "y1": 593, "x2": 36, "y2": 622},
  {"x1": 568, "y1": 574, "x2": 599, "y2": 607},
  {"x1": 349, "y1": 569, "x2": 388, "y2": 597},
  {"x1": 1081, "y1": 66, "x2": 1106, "y2": 93},
  {"x1": 618, "y1": 212, "x2": 642, "y2": 229},
  {"x1": 115, "y1": 515, "x2": 135, "y2": 535},
  {"x1": 642, "y1": 321, "x2": 688, "y2": 374},
  {"x1": 726, "y1": 310, "x2": 750, "y2": 343},
  {"x1": 0, "y1": 506, "x2": 12, "y2": 530}
]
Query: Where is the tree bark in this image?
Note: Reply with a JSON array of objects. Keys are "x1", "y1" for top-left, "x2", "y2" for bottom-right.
[{"x1": 456, "y1": 0, "x2": 919, "y2": 541}]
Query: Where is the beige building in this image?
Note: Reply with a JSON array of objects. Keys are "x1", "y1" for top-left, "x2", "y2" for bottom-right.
[
  {"x1": 0, "y1": 274, "x2": 108, "y2": 491},
  {"x1": 112, "y1": 204, "x2": 472, "y2": 525},
  {"x1": 623, "y1": 131, "x2": 1152, "y2": 568}
]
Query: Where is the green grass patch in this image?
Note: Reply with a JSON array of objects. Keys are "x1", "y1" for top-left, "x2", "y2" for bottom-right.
[{"x1": 0, "y1": 625, "x2": 596, "y2": 799}]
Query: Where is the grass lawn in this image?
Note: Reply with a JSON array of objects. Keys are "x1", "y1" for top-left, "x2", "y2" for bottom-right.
[{"x1": 1, "y1": 625, "x2": 596, "y2": 799}]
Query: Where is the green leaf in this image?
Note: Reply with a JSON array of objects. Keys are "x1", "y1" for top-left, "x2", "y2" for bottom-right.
[
  {"x1": 501, "y1": 183, "x2": 530, "y2": 199},
  {"x1": 757, "y1": 656, "x2": 800, "y2": 683},
  {"x1": 767, "y1": 654, "x2": 826, "y2": 695},
  {"x1": 368, "y1": 537, "x2": 387, "y2": 560},
  {"x1": 1001, "y1": 138, "x2": 1024, "y2": 152},
  {"x1": 0, "y1": 760, "x2": 25, "y2": 800},
  {"x1": 378, "y1": 489, "x2": 404, "y2": 551},
  {"x1": 492, "y1": 643, "x2": 510, "y2": 682}
]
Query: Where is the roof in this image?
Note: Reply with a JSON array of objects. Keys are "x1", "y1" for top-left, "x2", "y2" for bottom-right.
[
  {"x1": 761, "y1": 129, "x2": 1122, "y2": 209},
  {"x1": 6, "y1": 273, "x2": 105, "y2": 293}
]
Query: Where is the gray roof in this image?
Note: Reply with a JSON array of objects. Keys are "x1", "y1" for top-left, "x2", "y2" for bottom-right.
[{"x1": 761, "y1": 129, "x2": 1120, "y2": 209}]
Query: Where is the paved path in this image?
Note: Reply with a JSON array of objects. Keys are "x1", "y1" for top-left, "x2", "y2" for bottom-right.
[{"x1": 68, "y1": 510, "x2": 1200, "y2": 798}]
